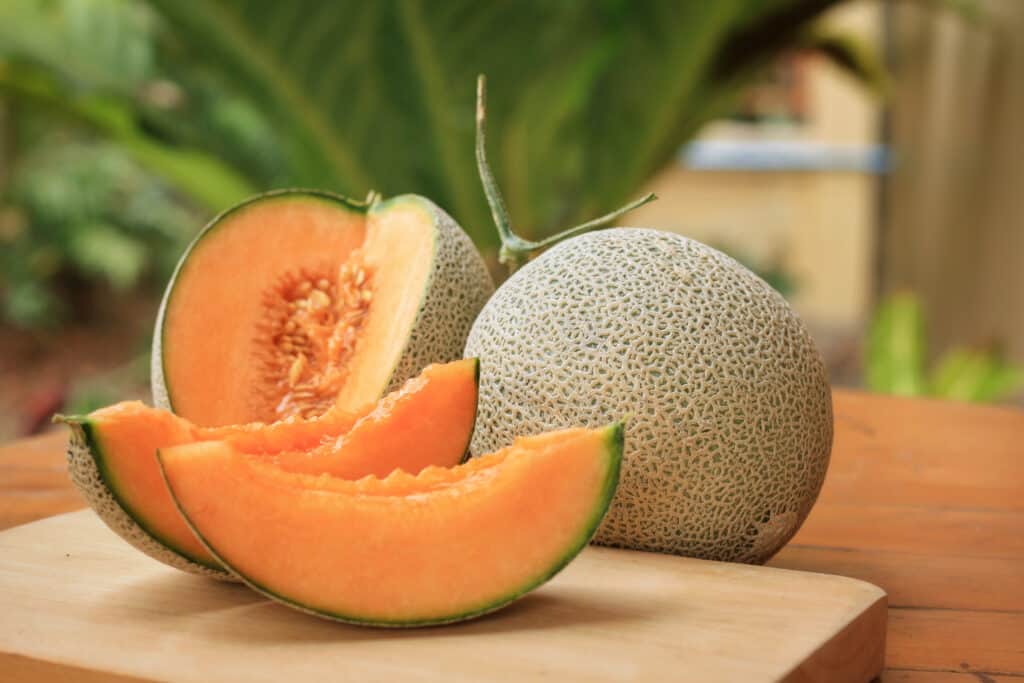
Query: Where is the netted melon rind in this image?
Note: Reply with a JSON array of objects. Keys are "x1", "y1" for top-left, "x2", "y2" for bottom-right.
[
  {"x1": 151, "y1": 258, "x2": 174, "y2": 411},
  {"x1": 464, "y1": 229, "x2": 833, "y2": 564},
  {"x1": 65, "y1": 423, "x2": 233, "y2": 580},
  {"x1": 380, "y1": 197, "x2": 495, "y2": 394}
]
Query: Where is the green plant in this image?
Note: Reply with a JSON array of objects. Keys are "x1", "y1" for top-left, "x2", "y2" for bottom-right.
[
  {"x1": 4, "y1": 0, "x2": 923, "y2": 333},
  {"x1": 865, "y1": 292, "x2": 1024, "y2": 403},
  {"x1": 0, "y1": 140, "x2": 204, "y2": 326},
  {"x1": 0, "y1": 0, "x2": 279, "y2": 326},
  {"x1": 0, "y1": 0, "x2": 261, "y2": 209},
  {"x1": 2, "y1": 0, "x2": 886, "y2": 249}
]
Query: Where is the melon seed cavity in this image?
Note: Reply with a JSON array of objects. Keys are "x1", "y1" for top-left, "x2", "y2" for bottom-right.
[{"x1": 255, "y1": 255, "x2": 374, "y2": 421}]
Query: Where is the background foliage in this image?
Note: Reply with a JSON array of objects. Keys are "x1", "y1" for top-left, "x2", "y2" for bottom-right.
[
  {"x1": 866, "y1": 292, "x2": 1024, "y2": 403},
  {"x1": 5, "y1": 0, "x2": 1014, "y2": 408},
  {"x1": 0, "y1": 0, "x2": 875, "y2": 327}
]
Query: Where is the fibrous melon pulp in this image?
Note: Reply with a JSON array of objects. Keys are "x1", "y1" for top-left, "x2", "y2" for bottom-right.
[
  {"x1": 465, "y1": 230, "x2": 833, "y2": 564},
  {"x1": 159, "y1": 423, "x2": 623, "y2": 626},
  {"x1": 152, "y1": 190, "x2": 493, "y2": 426},
  {"x1": 62, "y1": 359, "x2": 479, "y2": 578}
]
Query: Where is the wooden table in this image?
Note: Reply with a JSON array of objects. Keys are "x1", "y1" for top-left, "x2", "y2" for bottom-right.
[{"x1": 1, "y1": 389, "x2": 1021, "y2": 681}]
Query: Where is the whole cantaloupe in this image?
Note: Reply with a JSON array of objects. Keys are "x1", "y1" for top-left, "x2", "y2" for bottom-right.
[{"x1": 464, "y1": 228, "x2": 833, "y2": 564}]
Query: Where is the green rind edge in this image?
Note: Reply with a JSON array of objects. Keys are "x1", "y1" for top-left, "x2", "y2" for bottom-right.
[
  {"x1": 68, "y1": 416, "x2": 227, "y2": 573},
  {"x1": 458, "y1": 357, "x2": 481, "y2": 466},
  {"x1": 365, "y1": 194, "x2": 444, "y2": 395},
  {"x1": 158, "y1": 422, "x2": 625, "y2": 628},
  {"x1": 155, "y1": 188, "x2": 373, "y2": 410}
]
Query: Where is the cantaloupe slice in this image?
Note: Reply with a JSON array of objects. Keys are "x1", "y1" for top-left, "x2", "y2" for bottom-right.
[
  {"x1": 159, "y1": 423, "x2": 623, "y2": 626},
  {"x1": 264, "y1": 358, "x2": 479, "y2": 480},
  {"x1": 62, "y1": 359, "x2": 479, "y2": 579},
  {"x1": 152, "y1": 191, "x2": 493, "y2": 427}
]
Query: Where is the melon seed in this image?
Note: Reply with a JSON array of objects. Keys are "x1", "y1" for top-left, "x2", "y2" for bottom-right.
[
  {"x1": 288, "y1": 355, "x2": 306, "y2": 387},
  {"x1": 254, "y1": 259, "x2": 376, "y2": 420},
  {"x1": 308, "y1": 289, "x2": 330, "y2": 311}
]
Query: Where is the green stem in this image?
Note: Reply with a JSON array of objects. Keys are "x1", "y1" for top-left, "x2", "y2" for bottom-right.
[
  {"x1": 474, "y1": 75, "x2": 531, "y2": 268},
  {"x1": 529, "y1": 193, "x2": 658, "y2": 250},
  {"x1": 475, "y1": 74, "x2": 657, "y2": 272},
  {"x1": 358, "y1": 189, "x2": 382, "y2": 208}
]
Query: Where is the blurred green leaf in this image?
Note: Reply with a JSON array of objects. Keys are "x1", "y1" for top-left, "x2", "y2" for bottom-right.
[
  {"x1": 1, "y1": 0, "x2": 872, "y2": 247},
  {"x1": 979, "y1": 364, "x2": 1024, "y2": 403},
  {"x1": 0, "y1": 64, "x2": 257, "y2": 211},
  {"x1": 2, "y1": 0, "x2": 884, "y2": 331},
  {"x1": 2, "y1": 279, "x2": 61, "y2": 328},
  {"x1": 1, "y1": 139, "x2": 205, "y2": 325},
  {"x1": 924, "y1": 0, "x2": 985, "y2": 24},
  {"x1": 0, "y1": 0, "x2": 156, "y2": 94},
  {"x1": 931, "y1": 347, "x2": 1024, "y2": 403},
  {"x1": 798, "y1": 27, "x2": 888, "y2": 96},
  {"x1": 136, "y1": 0, "x2": 852, "y2": 246},
  {"x1": 866, "y1": 291, "x2": 928, "y2": 396},
  {"x1": 867, "y1": 292, "x2": 1023, "y2": 404},
  {"x1": 68, "y1": 222, "x2": 148, "y2": 290}
]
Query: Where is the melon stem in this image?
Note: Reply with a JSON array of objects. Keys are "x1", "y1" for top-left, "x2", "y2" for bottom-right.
[
  {"x1": 475, "y1": 74, "x2": 657, "y2": 272},
  {"x1": 357, "y1": 190, "x2": 382, "y2": 208}
]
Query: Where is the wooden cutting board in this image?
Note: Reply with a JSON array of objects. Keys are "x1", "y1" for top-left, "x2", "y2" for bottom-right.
[{"x1": 0, "y1": 511, "x2": 886, "y2": 683}]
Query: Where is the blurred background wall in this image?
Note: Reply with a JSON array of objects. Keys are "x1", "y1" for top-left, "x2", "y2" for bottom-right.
[
  {"x1": 631, "y1": 0, "x2": 1024, "y2": 394},
  {"x1": 881, "y1": 0, "x2": 1024, "y2": 361},
  {"x1": 631, "y1": 2, "x2": 880, "y2": 385}
]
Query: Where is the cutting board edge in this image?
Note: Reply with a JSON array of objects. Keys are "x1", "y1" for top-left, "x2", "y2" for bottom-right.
[
  {"x1": 0, "y1": 651, "x2": 156, "y2": 683},
  {"x1": 763, "y1": 559, "x2": 889, "y2": 602},
  {"x1": 0, "y1": 510, "x2": 890, "y2": 683},
  {"x1": 781, "y1": 591, "x2": 888, "y2": 683}
]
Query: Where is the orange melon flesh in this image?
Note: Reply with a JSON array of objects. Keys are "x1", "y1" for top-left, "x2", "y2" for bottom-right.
[
  {"x1": 334, "y1": 199, "x2": 435, "y2": 413},
  {"x1": 265, "y1": 358, "x2": 478, "y2": 479},
  {"x1": 160, "y1": 194, "x2": 436, "y2": 426},
  {"x1": 159, "y1": 424, "x2": 623, "y2": 626},
  {"x1": 75, "y1": 403, "x2": 360, "y2": 566},
  {"x1": 70, "y1": 359, "x2": 478, "y2": 569}
]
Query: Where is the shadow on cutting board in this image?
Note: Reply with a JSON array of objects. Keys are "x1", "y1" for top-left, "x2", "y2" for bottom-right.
[{"x1": 89, "y1": 568, "x2": 675, "y2": 643}]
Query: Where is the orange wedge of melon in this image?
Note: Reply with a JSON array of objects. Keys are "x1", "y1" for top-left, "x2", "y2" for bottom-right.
[
  {"x1": 61, "y1": 358, "x2": 478, "y2": 578},
  {"x1": 159, "y1": 423, "x2": 624, "y2": 626}
]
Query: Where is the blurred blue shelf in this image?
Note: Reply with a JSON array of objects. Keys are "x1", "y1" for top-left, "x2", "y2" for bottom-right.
[{"x1": 680, "y1": 140, "x2": 889, "y2": 174}]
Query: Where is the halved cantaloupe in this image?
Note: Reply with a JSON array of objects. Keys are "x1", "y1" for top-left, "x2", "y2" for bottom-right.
[
  {"x1": 62, "y1": 359, "x2": 479, "y2": 579},
  {"x1": 152, "y1": 190, "x2": 493, "y2": 427},
  {"x1": 159, "y1": 423, "x2": 623, "y2": 626}
]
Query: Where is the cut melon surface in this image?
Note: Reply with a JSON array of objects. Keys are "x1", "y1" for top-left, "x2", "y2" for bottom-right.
[
  {"x1": 153, "y1": 191, "x2": 493, "y2": 427},
  {"x1": 62, "y1": 359, "x2": 479, "y2": 577},
  {"x1": 159, "y1": 423, "x2": 624, "y2": 626},
  {"x1": 266, "y1": 357, "x2": 479, "y2": 479}
]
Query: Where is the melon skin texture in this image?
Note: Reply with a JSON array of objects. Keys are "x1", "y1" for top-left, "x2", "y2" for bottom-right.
[
  {"x1": 372, "y1": 196, "x2": 494, "y2": 400},
  {"x1": 151, "y1": 190, "x2": 493, "y2": 424},
  {"x1": 159, "y1": 424, "x2": 623, "y2": 627},
  {"x1": 464, "y1": 228, "x2": 833, "y2": 564},
  {"x1": 65, "y1": 420, "x2": 229, "y2": 580}
]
